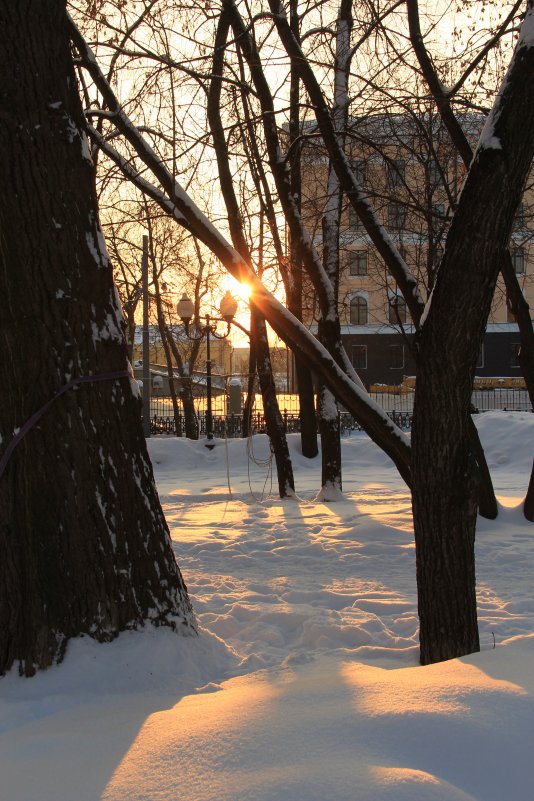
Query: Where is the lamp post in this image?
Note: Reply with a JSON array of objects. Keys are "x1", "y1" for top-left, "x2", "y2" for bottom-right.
[{"x1": 177, "y1": 291, "x2": 238, "y2": 448}]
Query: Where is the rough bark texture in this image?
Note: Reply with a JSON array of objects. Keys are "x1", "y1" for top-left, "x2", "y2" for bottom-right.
[
  {"x1": 152, "y1": 262, "x2": 183, "y2": 437},
  {"x1": 407, "y1": 0, "x2": 531, "y2": 521},
  {"x1": 252, "y1": 311, "x2": 296, "y2": 498},
  {"x1": 412, "y1": 15, "x2": 534, "y2": 663},
  {"x1": 287, "y1": 0, "x2": 318, "y2": 460},
  {"x1": 0, "y1": 0, "x2": 196, "y2": 676},
  {"x1": 241, "y1": 343, "x2": 257, "y2": 440},
  {"x1": 524, "y1": 459, "x2": 534, "y2": 522},
  {"x1": 164, "y1": 330, "x2": 200, "y2": 440},
  {"x1": 317, "y1": 386, "x2": 342, "y2": 493},
  {"x1": 469, "y1": 417, "x2": 498, "y2": 520},
  {"x1": 501, "y1": 252, "x2": 534, "y2": 516},
  {"x1": 314, "y1": 0, "x2": 352, "y2": 493},
  {"x1": 286, "y1": 271, "x2": 319, "y2": 459}
]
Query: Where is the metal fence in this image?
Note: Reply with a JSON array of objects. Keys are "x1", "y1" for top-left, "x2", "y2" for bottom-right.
[
  {"x1": 149, "y1": 406, "x2": 414, "y2": 437},
  {"x1": 471, "y1": 388, "x2": 532, "y2": 412},
  {"x1": 148, "y1": 388, "x2": 532, "y2": 437}
]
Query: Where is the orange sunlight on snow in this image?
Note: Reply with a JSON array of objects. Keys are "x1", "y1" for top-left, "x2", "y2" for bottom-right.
[
  {"x1": 103, "y1": 673, "x2": 282, "y2": 801},
  {"x1": 497, "y1": 495, "x2": 525, "y2": 509},
  {"x1": 165, "y1": 499, "x2": 250, "y2": 543},
  {"x1": 356, "y1": 484, "x2": 414, "y2": 533},
  {"x1": 340, "y1": 659, "x2": 526, "y2": 718}
]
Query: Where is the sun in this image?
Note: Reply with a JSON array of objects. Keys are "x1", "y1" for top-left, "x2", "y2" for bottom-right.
[
  {"x1": 235, "y1": 282, "x2": 252, "y2": 301},
  {"x1": 221, "y1": 274, "x2": 252, "y2": 302}
]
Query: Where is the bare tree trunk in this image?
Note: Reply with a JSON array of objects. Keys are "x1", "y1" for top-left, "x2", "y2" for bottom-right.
[
  {"x1": 406, "y1": 0, "x2": 526, "y2": 520},
  {"x1": 164, "y1": 333, "x2": 200, "y2": 440},
  {"x1": 469, "y1": 416, "x2": 498, "y2": 520},
  {"x1": 524, "y1": 459, "x2": 534, "y2": 522},
  {"x1": 317, "y1": 386, "x2": 342, "y2": 497},
  {"x1": 252, "y1": 310, "x2": 295, "y2": 498},
  {"x1": 207, "y1": 14, "x2": 294, "y2": 496},
  {"x1": 242, "y1": 339, "x2": 257, "y2": 439},
  {"x1": 315, "y1": 0, "x2": 353, "y2": 495},
  {"x1": 287, "y1": 0, "x2": 318, "y2": 459},
  {"x1": 286, "y1": 284, "x2": 319, "y2": 457},
  {"x1": 150, "y1": 237, "x2": 183, "y2": 436},
  {"x1": 0, "y1": 0, "x2": 195, "y2": 676},
  {"x1": 413, "y1": 12, "x2": 534, "y2": 662}
]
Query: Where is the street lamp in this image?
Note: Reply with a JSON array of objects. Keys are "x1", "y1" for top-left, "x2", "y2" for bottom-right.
[{"x1": 177, "y1": 291, "x2": 238, "y2": 448}]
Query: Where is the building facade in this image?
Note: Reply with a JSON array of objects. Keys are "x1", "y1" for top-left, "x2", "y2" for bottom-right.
[
  {"x1": 300, "y1": 113, "x2": 534, "y2": 386},
  {"x1": 133, "y1": 324, "x2": 234, "y2": 376}
]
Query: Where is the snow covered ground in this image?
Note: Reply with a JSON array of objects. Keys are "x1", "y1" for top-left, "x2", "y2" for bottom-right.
[{"x1": 1, "y1": 411, "x2": 534, "y2": 801}]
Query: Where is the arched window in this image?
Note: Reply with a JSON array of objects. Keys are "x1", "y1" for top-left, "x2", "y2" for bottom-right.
[
  {"x1": 389, "y1": 296, "x2": 408, "y2": 324},
  {"x1": 512, "y1": 247, "x2": 525, "y2": 275},
  {"x1": 350, "y1": 295, "x2": 368, "y2": 325}
]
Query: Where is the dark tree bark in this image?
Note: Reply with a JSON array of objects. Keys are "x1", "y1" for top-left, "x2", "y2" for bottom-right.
[
  {"x1": 241, "y1": 339, "x2": 257, "y2": 440},
  {"x1": 286, "y1": 266, "x2": 319, "y2": 460},
  {"x1": 412, "y1": 9, "x2": 534, "y2": 663},
  {"x1": 252, "y1": 310, "x2": 296, "y2": 498},
  {"x1": 317, "y1": 385, "x2": 342, "y2": 495},
  {"x1": 469, "y1": 416, "x2": 498, "y2": 520},
  {"x1": 407, "y1": 0, "x2": 529, "y2": 521},
  {"x1": 314, "y1": 0, "x2": 354, "y2": 496},
  {"x1": 0, "y1": 0, "x2": 196, "y2": 676},
  {"x1": 150, "y1": 240, "x2": 184, "y2": 437},
  {"x1": 287, "y1": 0, "x2": 318, "y2": 460},
  {"x1": 524, "y1": 459, "x2": 534, "y2": 522},
  {"x1": 163, "y1": 329, "x2": 200, "y2": 440}
]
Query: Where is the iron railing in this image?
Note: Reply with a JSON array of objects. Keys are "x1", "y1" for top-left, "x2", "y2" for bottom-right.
[
  {"x1": 150, "y1": 409, "x2": 414, "y2": 437},
  {"x1": 148, "y1": 388, "x2": 532, "y2": 437}
]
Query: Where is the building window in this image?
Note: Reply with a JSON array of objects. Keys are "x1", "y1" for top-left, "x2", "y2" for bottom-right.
[
  {"x1": 432, "y1": 202, "x2": 445, "y2": 220},
  {"x1": 428, "y1": 160, "x2": 443, "y2": 185},
  {"x1": 389, "y1": 344, "x2": 404, "y2": 369},
  {"x1": 350, "y1": 295, "x2": 368, "y2": 325},
  {"x1": 348, "y1": 205, "x2": 364, "y2": 231},
  {"x1": 388, "y1": 203, "x2": 406, "y2": 230},
  {"x1": 388, "y1": 296, "x2": 408, "y2": 325},
  {"x1": 352, "y1": 345, "x2": 367, "y2": 369},
  {"x1": 350, "y1": 159, "x2": 366, "y2": 184},
  {"x1": 349, "y1": 250, "x2": 368, "y2": 276},
  {"x1": 512, "y1": 248, "x2": 525, "y2": 275},
  {"x1": 511, "y1": 343, "x2": 521, "y2": 368},
  {"x1": 515, "y1": 203, "x2": 526, "y2": 230},
  {"x1": 387, "y1": 158, "x2": 405, "y2": 188}
]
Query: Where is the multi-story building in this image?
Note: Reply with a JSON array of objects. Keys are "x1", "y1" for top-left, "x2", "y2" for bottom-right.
[{"x1": 300, "y1": 113, "x2": 534, "y2": 386}]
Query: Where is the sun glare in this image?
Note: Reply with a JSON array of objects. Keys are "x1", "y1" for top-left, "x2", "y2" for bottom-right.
[
  {"x1": 221, "y1": 274, "x2": 252, "y2": 302},
  {"x1": 235, "y1": 282, "x2": 252, "y2": 301}
]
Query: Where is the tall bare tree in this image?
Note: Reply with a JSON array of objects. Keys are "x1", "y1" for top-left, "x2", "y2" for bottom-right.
[{"x1": 0, "y1": 0, "x2": 196, "y2": 676}]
